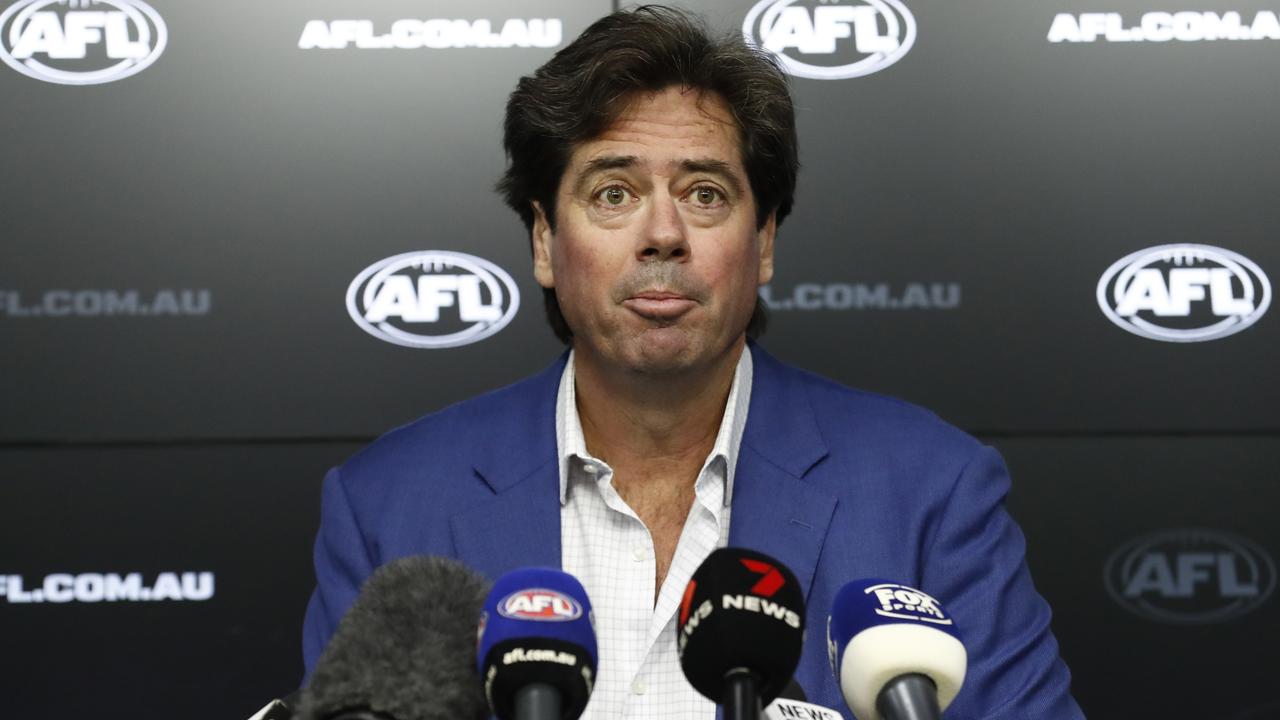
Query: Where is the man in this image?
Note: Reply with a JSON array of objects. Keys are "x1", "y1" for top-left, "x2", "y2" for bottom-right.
[{"x1": 303, "y1": 6, "x2": 1084, "y2": 719}]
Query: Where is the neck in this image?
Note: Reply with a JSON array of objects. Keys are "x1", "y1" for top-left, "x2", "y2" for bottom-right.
[{"x1": 572, "y1": 339, "x2": 745, "y2": 466}]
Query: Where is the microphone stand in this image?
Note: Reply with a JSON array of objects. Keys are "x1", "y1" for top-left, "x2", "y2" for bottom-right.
[
  {"x1": 877, "y1": 673, "x2": 942, "y2": 720},
  {"x1": 723, "y1": 668, "x2": 761, "y2": 720},
  {"x1": 515, "y1": 682, "x2": 562, "y2": 720}
]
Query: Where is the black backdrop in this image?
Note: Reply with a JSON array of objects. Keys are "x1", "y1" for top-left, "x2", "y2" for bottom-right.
[{"x1": 2, "y1": 1, "x2": 1276, "y2": 718}]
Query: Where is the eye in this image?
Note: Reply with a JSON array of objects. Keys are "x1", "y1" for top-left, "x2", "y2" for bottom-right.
[
  {"x1": 597, "y1": 186, "x2": 631, "y2": 206},
  {"x1": 690, "y1": 186, "x2": 723, "y2": 206}
]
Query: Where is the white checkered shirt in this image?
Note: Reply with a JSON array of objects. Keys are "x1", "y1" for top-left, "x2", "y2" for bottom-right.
[{"x1": 556, "y1": 346, "x2": 754, "y2": 720}]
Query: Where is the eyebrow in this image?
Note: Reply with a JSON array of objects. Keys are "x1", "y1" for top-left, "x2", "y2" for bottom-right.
[
  {"x1": 572, "y1": 155, "x2": 639, "y2": 195},
  {"x1": 572, "y1": 154, "x2": 745, "y2": 196},
  {"x1": 680, "y1": 159, "x2": 744, "y2": 196},
  {"x1": 583, "y1": 155, "x2": 638, "y2": 173}
]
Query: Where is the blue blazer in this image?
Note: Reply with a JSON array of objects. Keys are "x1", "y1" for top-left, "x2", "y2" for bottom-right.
[{"x1": 302, "y1": 344, "x2": 1083, "y2": 719}]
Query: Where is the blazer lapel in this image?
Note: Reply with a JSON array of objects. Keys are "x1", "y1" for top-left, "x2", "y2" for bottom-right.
[
  {"x1": 450, "y1": 354, "x2": 567, "y2": 580},
  {"x1": 447, "y1": 345, "x2": 838, "y2": 594},
  {"x1": 451, "y1": 459, "x2": 562, "y2": 580},
  {"x1": 728, "y1": 344, "x2": 837, "y2": 599}
]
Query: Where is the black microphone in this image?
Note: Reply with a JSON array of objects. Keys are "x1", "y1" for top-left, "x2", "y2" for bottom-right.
[
  {"x1": 246, "y1": 698, "x2": 295, "y2": 720},
  {"x1": 764, "y1": 698, "x2": 844, "y2": 720},
  {"x1": 296, "y1": 556, "x2": 491, "y2": 720},
  {"x1": 777, "y1": 678, "x2": 806, "y2": 702},
  {"x1": 677, "y1": 547, "x2": 806, "y2": 720},
  {"x1": 475, "y1": 567, "x2": 598, "y2": 720},
  {"x1": 761, "y1": 679, "x2": 845, "y2": 720},
  {"x1": 827, "y1": 580, "x2": 967, "y2": 720}
]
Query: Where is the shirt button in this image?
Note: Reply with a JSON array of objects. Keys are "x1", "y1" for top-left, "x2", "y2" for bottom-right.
[
  {"x1": 631, "y1": 678, "x2": 646, "y2": 695},
  {"x1": 631, "y1": 545, "x2": 646, "y2": 562},
  {"x1": 583, "y1": 464, "x2": 598, "y2": 475}
]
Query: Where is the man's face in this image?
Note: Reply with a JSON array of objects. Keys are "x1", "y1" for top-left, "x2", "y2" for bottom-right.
[{"x1": 531, "y1": 85, "x2": 775, "y2": 376}]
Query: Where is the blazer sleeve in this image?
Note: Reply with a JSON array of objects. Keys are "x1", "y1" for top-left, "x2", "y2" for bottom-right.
[
  {"x1": 921, "y1": 444, "x2": 1086, "y2": 719},
  {"x1": 300, "y1": 466, "x2": 376, "y2": 682}
]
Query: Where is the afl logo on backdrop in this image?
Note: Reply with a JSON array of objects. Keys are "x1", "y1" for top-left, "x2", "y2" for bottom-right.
[
  {"x1": 346, "y1": 251, "x2": 520, "y2": 349},
  {"x1": 743, "y1": 0, "x2": 916, "y2": 80},
  {"x1": 1097, "y1": 244, "x2": 1270, "y2": 342},
  {"x1": 1104, "y1": 529, "x2": 1276, "y2": 624},
  {"x1": 0, "y1": 0, "x2": 166, "y2": 85}
]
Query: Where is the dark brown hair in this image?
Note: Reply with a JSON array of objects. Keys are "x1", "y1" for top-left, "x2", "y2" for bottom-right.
[{"x1": 498, "y1": 5, "x2": 798, "y2": 343}]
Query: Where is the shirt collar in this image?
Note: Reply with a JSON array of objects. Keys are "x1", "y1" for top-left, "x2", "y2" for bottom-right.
[{"x1": 555, "y1": 344, "x2": 754, "y2": 507}]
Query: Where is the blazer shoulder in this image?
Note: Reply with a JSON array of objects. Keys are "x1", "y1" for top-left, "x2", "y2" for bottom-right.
[
  {"x1": 336, "y1": 355, "x2": 564, "y2": 493},
  {"x1": 783, "y1": 361, "x2": 984, "y2": 461}
]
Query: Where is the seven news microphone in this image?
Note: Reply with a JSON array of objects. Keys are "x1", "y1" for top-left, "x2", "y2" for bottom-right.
[
  {"x1": 675, "y1": 548, "x2": 967, "y2": 720},
  {"x1": 289, "y1": 552, "x2": 967, "y2": 720}
]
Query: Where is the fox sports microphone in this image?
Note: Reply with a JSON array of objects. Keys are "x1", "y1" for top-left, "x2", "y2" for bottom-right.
[
  {"x1": 296, "y1": 556, "x2": 491, "y2": 720},
  {"x1": 827, "y1": 579, "x2": 967, "y2": 720},
  {"x1": 677, "y1": 547, "x2": 806, "y2": 720},
  {"x1": 476, "y1": 568, "x2": 598, "y2": 720}
]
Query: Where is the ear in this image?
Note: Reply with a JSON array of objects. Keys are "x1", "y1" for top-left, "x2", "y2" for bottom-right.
[
  {"x1": 531, "y1": 201, "x2": 555, "y2": 289},
  {"x1": 756, "y1": 210, "x2": 777, "y2": 286}
]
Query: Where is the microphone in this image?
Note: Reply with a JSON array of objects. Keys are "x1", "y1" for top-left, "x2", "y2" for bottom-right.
[
  {"x1": 761, "y1": 679, "x2": 844, "y2": 720},
  {"x1": 247, "y1": 699, "x2": 294, "y2": 720},
  {"x1": 763, "y1": 698, "x2": 843, "y2": 720},
  {"x1": 826, "y1": 580, "x2": 967, "y2": 720},
  {"x1": 296, "y1": 556, "x2": 491, "y2": 720},
  {"x1": 777, "y1": 678, "x2": 806, "y2": 702},
  {"x1": 476, "y1": 568, "x2": 598, "y2": 720},
  {"x1": 676, "y1": 547, "x2": 806, "y2": 720}
]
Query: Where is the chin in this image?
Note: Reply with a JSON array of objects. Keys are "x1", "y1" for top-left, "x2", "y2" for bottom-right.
[{"x1": 618, "y1": 330, "x2": 708, "y2": 375}]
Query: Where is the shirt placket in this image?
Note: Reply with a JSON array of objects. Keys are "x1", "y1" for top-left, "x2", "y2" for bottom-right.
[{"x1": 594, "y1": 465, "x2": 663, "y2": 717}]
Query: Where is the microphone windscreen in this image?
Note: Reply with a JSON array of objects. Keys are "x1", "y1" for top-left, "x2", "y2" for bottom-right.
[
  {"x1": 676, "y1": 547, "x2": 805, "y2": 705},
  {"x1": 477, "y1": 567, "x2": 598, "y2": 720},
  {"x1": 826, "y1": 579, "x2": 967, "y2": 720},
  {"x1": 297, "y1": 556, "x2": 491, "y2": 720}
]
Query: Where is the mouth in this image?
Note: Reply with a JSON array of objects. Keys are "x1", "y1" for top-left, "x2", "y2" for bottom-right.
[{"x1": 623, "y1": 290, "x2": 698, "y2": 320}]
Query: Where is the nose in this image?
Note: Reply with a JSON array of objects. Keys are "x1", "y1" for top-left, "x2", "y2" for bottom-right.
[{"x1": 636, "y1": 192, "x2": 689, "y2": 262}]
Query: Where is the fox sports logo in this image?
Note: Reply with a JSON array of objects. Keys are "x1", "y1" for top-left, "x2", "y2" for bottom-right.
[
  {"x1": 0, "y1": 0, "x2": 167, "y2": 85},
  {"x1": 347, "y1": 251, "x2": 519, "y2": 349},
  {"x1": 1097, "y1": 244, "x2": 1270, "y2": 342},
  {"x1": 743, "y1": 0, "x2": 916, "y2": 80}
]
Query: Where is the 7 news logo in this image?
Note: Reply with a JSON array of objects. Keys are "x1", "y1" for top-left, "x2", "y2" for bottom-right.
[{"x1": 741, "y1": 558, "x2": 786, "y2": 596}]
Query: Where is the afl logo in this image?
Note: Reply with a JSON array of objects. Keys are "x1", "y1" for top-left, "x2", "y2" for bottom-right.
[
  {"x1": 743, "y1": 0, "x2": 916, "y2": 80},
  {"x1": 498, "y1": 589, "x2": 583, "y2": 622},
  {"x1": 1104, "y1": 528, "x2": 1276, "y2": 625},
  {"x1": 0, "y1": 0, "x2": 167, "y2": 85},
  {"x1": 346, "y1": 251, "x2": 520, "y2": 349},
  {"x1": 1097, "y1": 244, "x2": 1270, "y2": 342}
]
